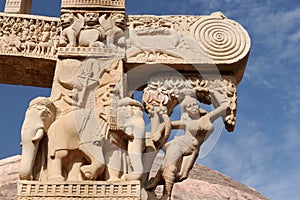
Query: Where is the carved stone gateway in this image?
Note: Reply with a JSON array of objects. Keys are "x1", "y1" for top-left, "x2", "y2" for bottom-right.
[{"x1": 0, "y1": 0, "x2": 251, "y2": 200}]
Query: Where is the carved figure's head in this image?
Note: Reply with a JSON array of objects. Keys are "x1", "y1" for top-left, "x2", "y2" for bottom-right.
[
  {"x1": 43, "y1": 23, "x2": 51, "y2": 31},
  {"x1": 181, "y1": 96, "x2": 206, "y2": 119},
  {"x1": 84, "y1": 12, "x2": 99, "y2": 26},
  {"x1": 29, "y1": 19, "x2": 34, "y2": 25},
  {"x1": 60, "y1": 12, "x2": 75, "y2": 28}
]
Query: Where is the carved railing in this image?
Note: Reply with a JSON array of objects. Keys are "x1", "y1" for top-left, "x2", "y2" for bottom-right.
[
  {"x1": 18, "y1": 180, "x2": 141, "y2": 200},
  {"x1": 0, "y1": 13, "x2": 60, "y2": 60}
]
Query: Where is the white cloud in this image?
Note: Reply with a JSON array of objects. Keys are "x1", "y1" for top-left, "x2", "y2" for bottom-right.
[
  {"x1": 290, "y1": 29, "x2": 300, "y2": 41},
  {"x1": 282, "y1": 123, "x2": 300, "y2": 151},
  {"x1": 198, "y1": 114, "x2": 300, "y2": 199}
]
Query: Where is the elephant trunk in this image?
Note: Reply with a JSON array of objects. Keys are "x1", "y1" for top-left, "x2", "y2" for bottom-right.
[
  {"x1": 19, "y1": 127, "x2": 44, "y2": 180},
  {"x1": 19, "y1": 140, "x2": 39, "y2": 180}
]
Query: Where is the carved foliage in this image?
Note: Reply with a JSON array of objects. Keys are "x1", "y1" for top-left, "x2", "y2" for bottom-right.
[{"x1": 143, "y1": 74, "x2": 237, "y2": 132}]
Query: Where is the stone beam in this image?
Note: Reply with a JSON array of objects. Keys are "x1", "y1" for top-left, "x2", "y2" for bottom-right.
[
  {"x1": 0, "y1": 13, "x2": 59, "y2": 87},
  {"x1": 0, "y1": 12, "x2": 250, "y2": 87}
]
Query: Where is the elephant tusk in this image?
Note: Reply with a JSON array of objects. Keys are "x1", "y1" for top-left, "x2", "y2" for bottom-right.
[{"x1": 31, "y1": 129, "x2": 44, "y2": 142}]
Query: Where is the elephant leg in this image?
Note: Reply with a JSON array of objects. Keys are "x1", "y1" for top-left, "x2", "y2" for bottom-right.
[
  {"x1": 47, "y1": 150, "x2": 68, "y2": 181},
  {"x1": 67, "y1": 153, "x2": 84, "y2": 181},
  {"x1": 125, "y1": 138, "x2": 144, "y2": 181},
  {"x1": 103, "y1": 143, "x2": 123, "y2": 181},
  {"x1": 79, "y1": 144, "x2": 105, "y2": 180}
]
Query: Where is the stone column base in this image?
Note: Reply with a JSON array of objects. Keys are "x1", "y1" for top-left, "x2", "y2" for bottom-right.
[{"x1": 18, "y1": 180, "x2": 141, "y2": 200}]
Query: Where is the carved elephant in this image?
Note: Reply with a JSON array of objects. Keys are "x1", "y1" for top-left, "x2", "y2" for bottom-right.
[
  {"x1": 19, "y1": 97, "x2": 56, "y2": 180},
  {"x1": 46, "y1": 97, "x2": 146, "y2": 181},
  {"x1": 115, "y1": 97, "x2": 146, "y2": 180},
  {"x1": 46, "y1": 108, "x2": 106, "y2": 181}
]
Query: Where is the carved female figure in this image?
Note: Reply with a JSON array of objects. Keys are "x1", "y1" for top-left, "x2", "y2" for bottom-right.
[{"x1": 146, "y1": 95, "x2": 228, "y2": 200}]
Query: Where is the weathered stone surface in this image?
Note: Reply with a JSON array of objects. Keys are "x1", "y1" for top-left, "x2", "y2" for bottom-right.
[
  {"x1": 0, "y1": 155, "x2": 268, "y2": 200},
  {"x1": 0, "y1": 55, "x2": 56, "y2": 87},
  {"x1": 0, "y1": 155, "x2": 20, "y2": 200},
  {"x1": 173, "y1": 179, "x2": 265, "y2": 200}
]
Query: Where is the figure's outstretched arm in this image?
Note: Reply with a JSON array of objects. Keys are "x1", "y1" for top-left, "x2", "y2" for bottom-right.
[
  {"x1": 208, "y1": 103, "x2": 228, "y2": 122},
  {"x1": 171, "y1": 120, "x2": 185, "y2": 129},
  {"x1": 208, "y1": 88, "x2": 229, "y2": 122}
]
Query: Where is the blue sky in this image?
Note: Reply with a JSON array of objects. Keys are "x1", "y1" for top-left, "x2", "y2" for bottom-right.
[{"x1": 0, "y1": 0, "x2": 300, "y2": 199}]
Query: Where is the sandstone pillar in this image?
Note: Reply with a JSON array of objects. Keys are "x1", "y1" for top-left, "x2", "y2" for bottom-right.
[{"x1": 4, "y1": 0, "x2": 32, "y2": 14}]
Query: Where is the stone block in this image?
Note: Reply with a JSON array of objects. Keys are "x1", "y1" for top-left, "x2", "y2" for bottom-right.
[{"x1": 4, "y1": 0, "x2": 32, "y2": 14}]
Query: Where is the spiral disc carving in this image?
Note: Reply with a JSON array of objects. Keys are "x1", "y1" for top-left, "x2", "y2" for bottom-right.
[{"x1": 191, "y1": 17, "x2": 251, "y2": 63}]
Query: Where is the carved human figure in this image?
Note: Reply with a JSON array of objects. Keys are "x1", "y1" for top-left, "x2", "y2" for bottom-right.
[
  {"x1": 19, "y1": 97, "x2": 56, "y2": 180},
  {"x1": 24, "y1": 24, "x2": 38, "y2": 53},
  {"x1": 146, "y1": 95, "x2": 228, "y2": 200},
  {"x1": 37, "y1": 23, "x2": 51, "y2": 55}
]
